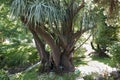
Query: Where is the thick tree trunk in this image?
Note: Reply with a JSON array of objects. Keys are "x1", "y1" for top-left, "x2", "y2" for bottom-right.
[
  {"x1": 20, "y1": 19, "x2": 75, "y2": 73},
  {"x1": 19, "y1": 1, "x2": 86, "y2": 73},
  {"x1": 60, "y1": 53, "x2": 75, "y2": 72},
  {"x1": 39, "y1": 52, "x2": 75, "y2": 73},
  {"x1": 28, "y1": 24, "x2": 75, "y2": 73},
  {"x1": 29, "y1": 26, "x2": 50, "y2": 73}
]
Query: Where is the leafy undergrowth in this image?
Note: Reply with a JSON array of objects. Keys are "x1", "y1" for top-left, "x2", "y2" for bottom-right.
[
  {"x1": 91, "y1": 56, "x2": 114, "y2": 67},
  {"x1": 73, "y1": 56, "x2": 87, "y2": 67},
  {"x1": 0, "y1": 58, "x2": 118, "y2": 80},
  {"x1": 0, "y1": 60, "x2": 81, "y2": 80},
  {"x1": 0, "y1": 55, "x2": 117, "y2": 80},
  {"x1": 0, "y1": 69, "x2": 81, "y2": 80},
  {"x1": 0, "y1": 68, "x2": 117, "y2": 80}
]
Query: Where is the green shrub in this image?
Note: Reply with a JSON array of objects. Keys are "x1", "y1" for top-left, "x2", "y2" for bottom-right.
[
  {"x1": 83, "y1": 75, "x2": 94, "y2": 80},
  {"x1": 9, "y1": 69, "x2": 80, "y2": 80},
  {"x1": 0, "y1": 43, "x2": 39, "y2": 69},
  {"x1": 38, "y1": 72, "x2": 80, "y2": 80},
  {"x1": 110, "y1": 43, "x2": 120, "y2": 68},
  {"x1": 0, "y1": 69, "x2": 10, "y2": 80},
  {"x1": 74, "y1": 47, "x2": 86, "y2": 58}
]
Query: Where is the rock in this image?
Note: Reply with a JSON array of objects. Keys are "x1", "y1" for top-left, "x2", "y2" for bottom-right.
[
  {"x1": 110, "y1": 70, "x2": 120, "y2": 80},
  {"x1": 94, "y1": 76, "x2": 104, "y2": 80}
]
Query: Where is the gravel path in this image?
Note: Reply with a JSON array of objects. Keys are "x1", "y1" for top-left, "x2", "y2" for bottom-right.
[
  {"x1": 75, "y1": 57, "x2": 117, "y2": 80},
  {"x1": 76, "y1": 60, "x2": 116, "y2": 76},
  {"x1": 75, "y1": 35, "x2": 117, "y2": 80}
]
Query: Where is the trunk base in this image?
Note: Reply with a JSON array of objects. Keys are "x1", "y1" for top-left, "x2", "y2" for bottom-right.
[{"x1": 38, "y1": 56, "x2": 75, "y2": 74}]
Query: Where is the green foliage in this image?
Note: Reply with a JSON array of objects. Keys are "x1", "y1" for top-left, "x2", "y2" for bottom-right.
[
  {"x1": 0, "y1": 0, "x2": 40, "y2": 70},
  {"x1": 11, "y1": 0, "x2": 65, "y2": 26},
  {"x1": 73, "y1": 46, "x2": 87, "y2": 66},
  {"x1": 0, "y1": 69, "x2": 10, "y2": 80},
  {"x1": 0, "y1": 1, "x2": 119, "y2": 80},
  {"x1": 8, "y1": 69, "x2": 80, "y2": 80},
  {"x1": 38, "y1": 71, "x2": 80, "y2": 80},
  {"x1": 110, "y1": 43, "x2": 120, "y2": 68},
  {"x1": 83, "y1": 75, "x2": 94, "y2": 80},
  {"x1": 95, "y1": 26, "x2": 118, "y2": 46},
  {"x1": 83, "y1": 74, "x2": 115, "y2": 80},
  {"x1": 0, "y1": 42, "x2": 39, "y2": 68},
  {"x1": 94, "y1": 10, "x2": 118, "y2": 47},
  {"x1": 91, "y1": 9, "x2": 119, "y2": 57},
  {"x1": 9, "y1": 65, "x2": 39, "y2": 80},
  {"x1": 91, "y1": 56, "x2": 112, "y2": 66},
  {"x1": 23, "y1": 71, "x2": 38, "y2": 80},
  {"x1": 10, "y1": 73, "x2": 24, "y2": 80},
  {"x1": 74, "y1": 47, "x2": 86, "y2": 58},
  {"x1": 93, "y1": 0, "x2": 120, "y2": 26}
]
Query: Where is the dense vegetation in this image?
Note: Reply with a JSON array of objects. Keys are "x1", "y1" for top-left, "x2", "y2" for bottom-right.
[{"x1": 0, "y1": 0, "x2": 120, "y2": 80}]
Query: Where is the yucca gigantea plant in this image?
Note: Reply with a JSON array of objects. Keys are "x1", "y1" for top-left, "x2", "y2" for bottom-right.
[{"x1": 11, "y1": 0, "x2": 95, "y2": 73}]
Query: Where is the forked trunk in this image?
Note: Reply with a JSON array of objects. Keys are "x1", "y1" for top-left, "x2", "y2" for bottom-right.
[
  {"x1": 28, "y1": 25, "x2": 75, "y2": 73},
  {"x1": 19, "y1": 0, "x2": 87, "y2": 73},
  {"x1": 60, "y1": 53, "x2": 75, "y2": 72},
  {"x1": 38, "y1": 50, "x2": 75, "y2": 73}
]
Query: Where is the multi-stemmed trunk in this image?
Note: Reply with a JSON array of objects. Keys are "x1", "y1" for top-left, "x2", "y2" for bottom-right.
[
  {"x1": 20, "y1": 18, "x2": 94, "y2": 73},
  {"x1": 19, "y1": 0, "x2": 93, "y2": 73},
  {"x1": 20, "y1": 15, "x2": 89, "y2": 73},
  {"x1": 27, "y1": 22, "x2": 76, "y2": 73}
]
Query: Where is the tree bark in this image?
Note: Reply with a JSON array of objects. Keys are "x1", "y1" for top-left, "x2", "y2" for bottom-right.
[
  {"x1": 35, "y1": 26, "x2": 61, "y2": 67},
  {"x1": 18, "y1": 0, "x2": 92, "y2": 73},
  {"x1": 29, "y1": 26, "x2": 50, "y2": 72},
  {"x1": 20, "y1": 16, "x2": 75, "y2": 73},
  {"x1": 60, "y1": 53, "x2": 75, "y2": 72}
]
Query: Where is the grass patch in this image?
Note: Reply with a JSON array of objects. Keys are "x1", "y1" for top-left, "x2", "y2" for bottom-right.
[
  {"x1": 91, "y1": 56, "x2": 113, "y2": 67},
  {"x1": 7, "y1": 61, "x2": 81, "y2": 80},
  {"x1": 38, "y1": 72, "x2": 80, "y2": 80},
  {"x1": 73, "y1": 57, "x2": 87, "y2": 66},
  {"x1": 8, "y1": 70, "x2": 81, "y2": 80}
]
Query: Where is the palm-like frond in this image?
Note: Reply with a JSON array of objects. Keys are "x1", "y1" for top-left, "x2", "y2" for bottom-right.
[
  {"x1": 11, "y1": 0, "x2": 26, "y2": 17},
  {"x1": 82, "y1": 11, "x2": 95, "y2": 30},
  {"x1": 11, "y1": 0, "x2": 66, "y2": 26}
]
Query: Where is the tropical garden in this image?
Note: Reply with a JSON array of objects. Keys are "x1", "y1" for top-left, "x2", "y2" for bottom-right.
[{"x1": 0, "y1": 0, "x2": 120, "y2": 80}]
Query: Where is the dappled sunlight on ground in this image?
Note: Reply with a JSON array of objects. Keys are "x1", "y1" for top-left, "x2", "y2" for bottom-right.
[
  {"x1": 75, "y1": 34, "x2": 117, "y2": 80},
  {"x1": 82, "y1": 33, "x2": 94, "y2": 56},
  {"x1": 77, "y1": 60, "x2": 117, "y2": 76}
]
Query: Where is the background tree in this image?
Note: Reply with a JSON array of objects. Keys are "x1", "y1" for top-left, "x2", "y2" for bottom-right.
[
  {"x1": 93, "y1": 0, "x2": 120, "y2": 26},
  {"x1": 91, "y1": 10, "x2": 119, "y2": 57},
  {"x1": 90, "y1": 0, "x2": 120, "y2": 58}
]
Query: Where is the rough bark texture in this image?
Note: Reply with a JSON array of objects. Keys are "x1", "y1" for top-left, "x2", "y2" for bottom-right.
[{"x1": 19, "y1": 0, "x2": 94, "y2": 73}]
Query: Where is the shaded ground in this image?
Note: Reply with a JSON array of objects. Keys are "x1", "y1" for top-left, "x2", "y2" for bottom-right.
[
  {"x1": 76, "y1": 57, "x2": 117, "y2": 76},
  {"x1": 75, "y1": 36, "x2": 117, "y2": 80}
]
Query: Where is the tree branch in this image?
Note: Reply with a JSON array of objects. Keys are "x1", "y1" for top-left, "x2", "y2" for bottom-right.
[
  {"x1": 74, "y1": 33, "x2": 92, "y2": 53},
  {"x1": 29, "y1": 27, "x2": 49, "y2": 62},
  {"x1": 73, "y1": 25, "x2": 96, "y2": 40},
  {"x1": 68, "y1": 0, "x2": 75, "y2": 8},
  {"x1": 20, "y1": 16, "x2": 61, "y2": 67},
  {"x1": 73, "y1": 0, "x2": 85, "y2": 17},
  {"x1": 24, "y1": 61, "x2": 41, "y2": 72},
  {"x1": 91, "y1": 42, "x2": 97, "y2": 51},
  {"x1": 51, "y1": 24, "x2": 68, "y2": 48},
  {"x1": 34, "y1": 25, "x2": 61, "y2": 67}
]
